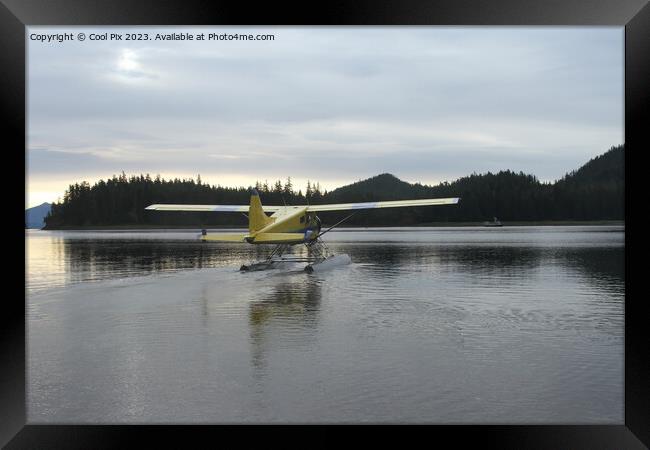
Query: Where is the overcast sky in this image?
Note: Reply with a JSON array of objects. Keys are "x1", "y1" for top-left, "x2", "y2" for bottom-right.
[{"x1": 27, "y1": 27, "x2": 623, "y2": 208}]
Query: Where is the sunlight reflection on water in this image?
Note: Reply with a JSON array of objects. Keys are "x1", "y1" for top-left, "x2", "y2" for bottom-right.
[{"x1": 26, "y1": 226, "x2": 624, "y2": 423}]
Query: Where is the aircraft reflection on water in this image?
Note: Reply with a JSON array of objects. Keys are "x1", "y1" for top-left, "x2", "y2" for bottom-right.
[{"x1": 248, "y1": 275, "x2": 323, "y2": 376}]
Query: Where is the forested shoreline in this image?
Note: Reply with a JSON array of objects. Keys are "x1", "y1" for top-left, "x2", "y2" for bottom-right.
[{"x1": 43, "y1": 145, "x2": 623, "y2": 228}]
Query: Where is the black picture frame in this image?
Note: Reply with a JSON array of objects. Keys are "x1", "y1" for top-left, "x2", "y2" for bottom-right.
[{"x1": 5, "y1": 0, "x2": 648, "y2": 447}]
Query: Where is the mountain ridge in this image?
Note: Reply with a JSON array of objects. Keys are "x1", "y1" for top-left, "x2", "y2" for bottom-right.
[{"x1": 41, "y1": 145, "x2": 623, "y2": 228}]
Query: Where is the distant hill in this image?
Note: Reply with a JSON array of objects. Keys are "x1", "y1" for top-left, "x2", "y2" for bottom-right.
[
  {"x1": 327, "y1": 173, "x2": 429, "y2": 202},
  {"x1": 549, "y1": 145, "x2": 624, "y2": 220},
  {"x1": 25, "y1": 202, "x2": 51, "y2": 229},
  {"x1": 43, "y1": 145, "x2": 624, "y2": 228},
  {"x1": 560, "y1": 145, "x2": 624, "y2": 186}
]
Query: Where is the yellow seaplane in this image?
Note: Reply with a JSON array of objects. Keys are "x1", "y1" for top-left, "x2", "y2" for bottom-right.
[{"x1": 146, "y1": 189, "x2": 459, "y2": 272}]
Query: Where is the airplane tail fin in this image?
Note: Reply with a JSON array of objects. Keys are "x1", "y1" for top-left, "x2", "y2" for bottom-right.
[{"x1": 248, "y1": 189, "x2": 273, "y2": 233}]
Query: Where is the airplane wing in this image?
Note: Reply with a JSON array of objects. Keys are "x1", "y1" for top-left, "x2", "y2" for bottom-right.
[
  {"x1": 305, "y1": 197, "x2": 460, "y2": 212},
  {"x1": 146, "y1": 197, "x2": 459, "y2": 213},
  {"x1": 145, "y1": 204, "x2": 282, "y2": 212}
]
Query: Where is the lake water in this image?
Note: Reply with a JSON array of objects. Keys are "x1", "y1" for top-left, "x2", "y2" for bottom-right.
[{"x1": 26, "y1": 226, "x2": 625, "y2": 423}]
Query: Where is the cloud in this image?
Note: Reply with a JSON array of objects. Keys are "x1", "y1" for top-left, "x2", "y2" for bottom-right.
[{"x1": 26, "y1": 26, "x2": 623, "y2": 206}]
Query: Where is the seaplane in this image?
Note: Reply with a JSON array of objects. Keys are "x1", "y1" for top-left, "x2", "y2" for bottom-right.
[{"x1": 145, "y1": 189, "x2": 460, "y2": 272}]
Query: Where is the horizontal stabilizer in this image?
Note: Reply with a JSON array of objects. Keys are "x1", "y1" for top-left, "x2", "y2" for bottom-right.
[
  {"x1": 145, "y1": 204, "x2": 282, "y2": 212},
  {"x1": 200, "y1": 233, "x2": 248, "y2": 242},
  {"x1": 306, "y1": 197, "x2": 460, "y2": 212},
  {"x1": 252, "y1": 233, "x2": 306, "y2": 244}
]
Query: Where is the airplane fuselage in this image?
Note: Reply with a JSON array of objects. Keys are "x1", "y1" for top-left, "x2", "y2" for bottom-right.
[{"x1": 256, "y1": 206, "x2": 321, "y2": 242}]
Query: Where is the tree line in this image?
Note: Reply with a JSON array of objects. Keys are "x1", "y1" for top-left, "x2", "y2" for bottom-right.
[{"x1": 44, "y1": 145, "x2": 623, "y2": 228}]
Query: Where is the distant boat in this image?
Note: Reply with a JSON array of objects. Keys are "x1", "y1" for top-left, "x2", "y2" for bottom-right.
[{"x1": 483, "y1": 217, "x2": 503, "y2": 227}]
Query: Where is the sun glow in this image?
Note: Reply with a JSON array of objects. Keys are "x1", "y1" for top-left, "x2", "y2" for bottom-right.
[{"x1": 117, "y1": 49, "x2": 139, "y2": 72}]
